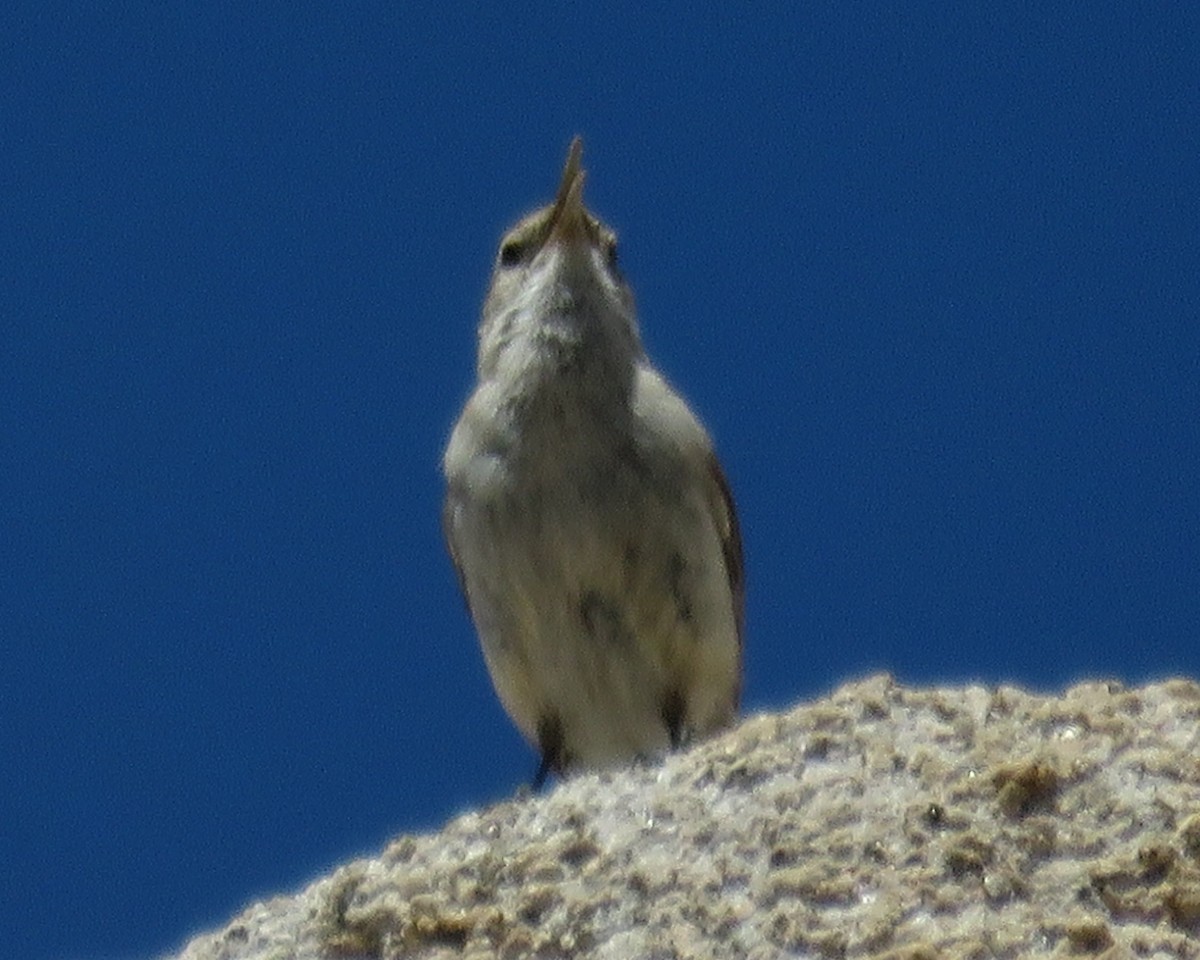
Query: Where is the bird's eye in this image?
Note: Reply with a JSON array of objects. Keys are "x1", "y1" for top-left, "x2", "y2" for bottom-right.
[
  {"x1": 605, "y1": 239, "x2": 619, "y2": 270},
  {"x1": 499, "y1": 241, "x2": 523, "y2": 267}
]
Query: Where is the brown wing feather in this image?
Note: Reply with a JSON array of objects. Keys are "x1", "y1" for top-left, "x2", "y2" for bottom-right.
[{"x1": 708, "y1": 454, "x2": 745, "y2": 702}]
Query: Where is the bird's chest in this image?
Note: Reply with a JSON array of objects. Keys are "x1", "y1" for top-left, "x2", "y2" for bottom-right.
[
  {"x1": 504, "y1": 414, "x2": 643, "y2": 535},
  {"x1": 500, "y1": 373, "x2": 634, "y2": 488},
  {"x1": 485, "y1": 397, "x2": 663, "y2": 563}
]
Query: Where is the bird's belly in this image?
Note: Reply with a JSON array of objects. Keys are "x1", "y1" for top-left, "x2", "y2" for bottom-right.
[{"x1": 463, "y1": 458, "x2": 737, "y2": 768}]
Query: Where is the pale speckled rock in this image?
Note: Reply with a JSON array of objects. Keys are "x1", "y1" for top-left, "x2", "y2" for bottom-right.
[{"x1": 164, "y1": 675, "x2": 1200, "y2": 959}]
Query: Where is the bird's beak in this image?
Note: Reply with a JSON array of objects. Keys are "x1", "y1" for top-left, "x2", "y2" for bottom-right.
[{"x1": 548, "y1": 137, "x2": 586, "y2": 244}]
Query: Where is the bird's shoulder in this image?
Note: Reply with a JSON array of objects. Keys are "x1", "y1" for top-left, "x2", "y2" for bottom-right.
[{"x1": 631, "y1": 364, "x2": 716, "y2": 456}]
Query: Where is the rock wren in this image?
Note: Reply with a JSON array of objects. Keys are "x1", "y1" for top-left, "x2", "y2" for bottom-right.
[{"x1": 443, "y1": 138, "x2": 743, "y2": 783}]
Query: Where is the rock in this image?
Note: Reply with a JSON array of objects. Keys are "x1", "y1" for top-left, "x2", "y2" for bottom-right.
[{"x1": 164, "y1": 674, "x2": 1200, "y2": 959}]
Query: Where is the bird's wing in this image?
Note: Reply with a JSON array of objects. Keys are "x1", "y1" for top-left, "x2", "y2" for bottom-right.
[
  {"x1": 634, "y1": 365, "x2": 745, "y2": 659},
  {"x1": 441, "y1": 491, "x2": 471, "y2": 607},
  {"x1": 707, "y1": 451, "x2": 745, "y2": 655}
]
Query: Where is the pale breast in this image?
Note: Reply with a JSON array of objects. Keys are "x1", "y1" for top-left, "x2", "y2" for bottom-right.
[{"x1": 449, "y1": 394, "x2": 738, "y2": 766}]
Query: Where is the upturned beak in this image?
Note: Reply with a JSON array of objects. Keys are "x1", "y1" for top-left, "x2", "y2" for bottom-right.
[{"x1": 547, "y1": 137, "x2": 586, "y2": 244}]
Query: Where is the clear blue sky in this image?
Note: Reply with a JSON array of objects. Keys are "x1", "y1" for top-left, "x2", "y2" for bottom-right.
[{"x1": 3, "y1": 4, "x2": 1197, "y2": 958}]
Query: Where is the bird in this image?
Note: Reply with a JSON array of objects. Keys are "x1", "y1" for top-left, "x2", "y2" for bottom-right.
[{"x1": 442, "y1": 138, "x2": 743, "y2": 785}]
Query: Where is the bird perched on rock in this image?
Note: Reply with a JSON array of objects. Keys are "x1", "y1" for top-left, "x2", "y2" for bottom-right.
[{"x1": 443, "y1": 138, "x2": 743, "y2": 785}]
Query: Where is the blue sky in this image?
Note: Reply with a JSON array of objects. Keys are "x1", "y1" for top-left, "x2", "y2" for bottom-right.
[{"x1": 3, "y1": 4, "x2": 1197, "y2": 958}]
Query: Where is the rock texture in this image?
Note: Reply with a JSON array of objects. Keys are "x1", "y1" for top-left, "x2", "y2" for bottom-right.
[{"x1": 165, "y1": 675, "x2": 1200, "y2": 959}]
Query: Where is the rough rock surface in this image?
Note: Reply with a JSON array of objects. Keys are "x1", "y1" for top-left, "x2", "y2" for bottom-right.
[{"x1": 165, "y1": 675, "x2": 1200, "y2": 959}]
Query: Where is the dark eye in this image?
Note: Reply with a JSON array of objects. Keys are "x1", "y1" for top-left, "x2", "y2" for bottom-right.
[
  {"x1": 499, "y1": 241, "x2": 523, "y2": 267},
  {"x1": 605, "y1": 239, "x2": 619, "y2": 270}
]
